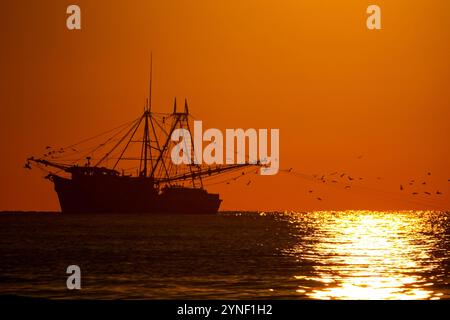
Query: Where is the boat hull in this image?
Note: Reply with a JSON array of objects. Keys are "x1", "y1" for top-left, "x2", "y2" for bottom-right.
[{"x1": 51, "y1": 175, "x2": 221, "y2": 214}]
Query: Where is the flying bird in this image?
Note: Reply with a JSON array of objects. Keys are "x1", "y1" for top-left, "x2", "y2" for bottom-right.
[
  {"x1": 436, "y1": 191, "x2": 443, "y2": 195},
  {"x1": 424, "y1": 192, "x2": 431, "y2": 195},
  {"x1": 317, "y1": 197, "x2": 323, "y2": 201},
  {"x1": 400, "y1": 185, "x2": 404, "y2": 191}
]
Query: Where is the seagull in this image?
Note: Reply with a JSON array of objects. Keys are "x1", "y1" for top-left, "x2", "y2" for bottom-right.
[
  {"x1": 400, "y1": 184, "x2": 404, "y2": 191},
  {"x1": 45, "y1": 146, "x2": 51, "y2": 149},
  {"x1": 427, "y1": 172, "x2": 431, "y2": 176},
  {"x1": 317, "y1": 197, "x2": 323, "y2": 201},
  {"x1": 345, "y1": 186, "x2": 351, "y2": 189},
  {"x1": 246, "y1": 181, "x2": 252, "y2": 186},
  {"x1": 436, "y1": 191, "x2": 443, "y2": 195},
  {"x1": 424, "y1": 192, "x2": 431, "y2": 195},
  {"x1": 288, "y1": 168, "x2": 293, "y2": 173},
  {"x1": 308, "y1": 190, "x2": 313, "y2": 193},
  {"x1": 340, "y1": 173, "x2": 346, "y2": 178},
  {"x1": 422, "y1": 182, "x2": 426, "y2": 185},
  {"x1": 348, "y1": 176, "x2": 354, "y2": 181},
  {"x1": 412, "y1": 192, "x2": 419, "y2": 195}
]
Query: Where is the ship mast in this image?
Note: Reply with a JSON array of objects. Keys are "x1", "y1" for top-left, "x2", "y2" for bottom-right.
[{"x1": 140, "y1": 54, "x2": 153, "y2": 177}]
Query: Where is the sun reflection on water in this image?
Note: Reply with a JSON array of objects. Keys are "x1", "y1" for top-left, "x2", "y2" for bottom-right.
[{"x1": 287, "y1": 210, "x2": 447, "y2": 300}]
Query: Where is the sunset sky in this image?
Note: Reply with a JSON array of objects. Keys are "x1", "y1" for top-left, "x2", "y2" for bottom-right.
[{"x1": 0, "y1": 0, "x2": 449, "y2": 211}]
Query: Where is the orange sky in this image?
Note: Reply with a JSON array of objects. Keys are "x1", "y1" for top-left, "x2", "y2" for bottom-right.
[{"x1": 0, "y1": 0, "x2": 449, "y2": 211}]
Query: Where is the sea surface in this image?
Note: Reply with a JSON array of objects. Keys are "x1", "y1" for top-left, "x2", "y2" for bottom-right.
[{"x1": 0, "y1": 211, "x2": 449, "y2": 300}]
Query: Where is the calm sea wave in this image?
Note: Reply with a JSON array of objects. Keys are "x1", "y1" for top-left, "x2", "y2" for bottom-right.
[{"x1": 0, "y1": 211, "x2": 449, "y2": 299}]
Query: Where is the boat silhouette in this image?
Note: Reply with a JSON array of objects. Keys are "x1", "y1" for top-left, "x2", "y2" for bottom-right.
[{"x1": 26, "y1": 66, "x2": 258, "y2": 214}]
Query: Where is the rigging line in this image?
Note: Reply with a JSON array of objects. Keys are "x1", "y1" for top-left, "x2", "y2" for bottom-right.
[
  {"x1": 50, "y1": 120, "x2": 140, "y2": 165},
  {"x1": 184, "y1": 115, "x2": 203, "y2": 188},
  {"x1": 187, "y1": 114, "x2": 254, "y2": 163},
  {"x1": 96, "y1": 115, "x2": 144, "y2": 167},
  {"x1": 203, "y1": 168, "x2": 256, "y2": 186},
  {"x1": 112, "y1": 115, "x2": 145, "y2": 170},
  {"x1": 201, "y1": 164, "x2": 255, "y2": 181},
  {"x1": 60, "y1": 116, "x2": 140, "y2": 150},
  {"x1": 178, "y1": 118, "x2": 197, "y2": 187},
  {"x1": 151, "y1": 116, "x2": 170, "y2": 141},
  {"x1": 149, "y1": 116, "x2": 171, "y2": 182},
  {"x1": 71, "y1": 118, "x2": 140, "y2": 166},
  {"x1": 282, "y1": 170, "x2": 446, "y2": 211},
  {"x1": 49, "y1": 137, "x2": 124, "y2": 160},
  {"x1": 151, "y1": 115, "x2": 181, "y2": 178}
]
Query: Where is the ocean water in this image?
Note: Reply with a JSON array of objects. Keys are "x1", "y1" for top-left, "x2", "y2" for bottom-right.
[{"x1": 0, "y1": 211, "x2": 449, "y2": 300}]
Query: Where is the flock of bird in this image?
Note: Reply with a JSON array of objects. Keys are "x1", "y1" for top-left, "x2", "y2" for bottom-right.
[
  {"x1": 217, "y1": 155, "x2": 449, "y2": 205},
  {"x1": 293, "y1": 169, "x2": 448, "y2": 202}
]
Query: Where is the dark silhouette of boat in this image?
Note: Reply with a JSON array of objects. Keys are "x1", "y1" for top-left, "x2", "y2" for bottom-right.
[{"x1": 25, "y1": 65, "x2": 257, "y2": 214}]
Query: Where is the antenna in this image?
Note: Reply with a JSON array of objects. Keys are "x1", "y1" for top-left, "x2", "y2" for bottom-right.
[
  {"x1": 148, "y1": 53, "x2": 153, "y2": 111},
  {"x1": 184, "y1": 98, "x2": 189, "y2": 114}
]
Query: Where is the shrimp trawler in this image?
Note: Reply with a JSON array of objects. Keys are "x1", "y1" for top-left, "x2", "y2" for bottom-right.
[{"x1": 26, "y1": 77, "x2": 259, "y2": 214}]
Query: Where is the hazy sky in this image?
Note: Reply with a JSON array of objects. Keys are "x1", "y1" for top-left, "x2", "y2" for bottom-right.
[{"x1": 1, "y1": 0, "x2": 449, "y2": 211}]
